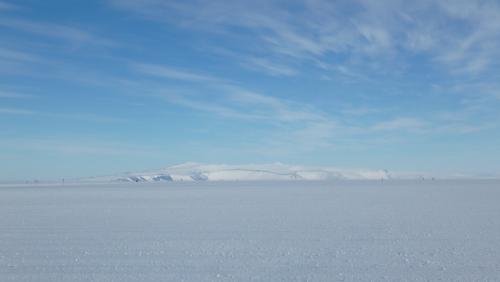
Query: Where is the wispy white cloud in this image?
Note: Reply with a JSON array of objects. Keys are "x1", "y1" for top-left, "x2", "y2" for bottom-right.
[
  {"x1": 0, "y1": 90, "x2": 33, "y2": 98},
  {"x1": 129, "y1": 62, "x2": 341, "y2": 150},
  {"x1": 0, "y1": 48, "x2": 48, "y2": 76},
  {"x1": 287, "y1": 121, "x2": 338, "y2": 150},
  {"x1": 242, "y1": 57, "x2": 298, "y2": 76},
  {"x1": 0, "y1": 107, "x2": 125, "y2": 123},
  {"x1": 340, "y1": 106, "x2": 383, "y2": 116},
  {"x1": 371, "y1": 117, "x2": 425, "y2": 131},
  {"x1": 46, "y1": 113, "x2": 127, "y2": 123},
  {"x1": 432, "y1": 122, "x2": 494, "y2": 134},
  {"x1": 160, "y1": 86, "x2": 327, "y2": 124},
  {"x1": 0, "y1": 1, "x2": 17, "y2": 10},
  {"x1": 132, "y1": 63, "x2": 221, "y2": 82},
  {"x1": 131, "y1": 59, "x2": 492, "y2": 155},
  {"x1": 0, "y1": 17, "x2": 114, "y2": 45},
  {"x1": 0, "y1": 107, "x2": 35, "y2": 115},
  {"x1": 224, "y1": 87, "x2": 327, "y2": 122},
  {"x1": 165, "y1": 93, "x2": 263, "y2": 120},
  {"x1": 440, "y1": 80, "x2": 500, "y2": 106},
  {"x1": 0, "y1": 138, "x2": 157, "y2": 156},
  {"x1": 111, "y1": 0, "x2": 500, "y2": 77},
  {"x1": 427, "y1": 1, "x2": 500, "y2": 75},
  {"x1": 130, "y1": 62, "x2": 326, "y2": 123},
  {"x1": 0, "y1": 47, "x2": 39, "y2": 62}
]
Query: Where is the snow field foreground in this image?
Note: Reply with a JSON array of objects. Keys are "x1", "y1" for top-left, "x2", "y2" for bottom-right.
[{"x1": 1, "y1": 180, "x2": 500, "y2": 281}]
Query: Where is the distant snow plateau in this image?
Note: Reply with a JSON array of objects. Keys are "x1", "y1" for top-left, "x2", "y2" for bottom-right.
[{"x1": 78, "y1": 162, "x2": 397, "y2": 183}]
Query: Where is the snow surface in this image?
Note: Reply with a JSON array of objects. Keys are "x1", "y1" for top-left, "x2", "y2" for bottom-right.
[
  {"x1": 1, "y1": 180, "x2": 500, "y2": 281},
  {"x1": 79, "y1": 162, "x2": 394, "y2": 183}
]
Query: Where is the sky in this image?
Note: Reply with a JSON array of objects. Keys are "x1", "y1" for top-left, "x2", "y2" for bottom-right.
[{"x1": 1, "y1": 0, "x2": 500, "y2": 180}]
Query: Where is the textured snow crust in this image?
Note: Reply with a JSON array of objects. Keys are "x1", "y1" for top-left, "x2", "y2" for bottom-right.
[{"x1": 1, "y1": 180, "x2": 500, "y2": 281}]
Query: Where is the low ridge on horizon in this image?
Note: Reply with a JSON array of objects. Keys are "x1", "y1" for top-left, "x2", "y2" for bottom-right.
[{"x1": 73, "y1": 162, "x2": 485, "y2": 183}]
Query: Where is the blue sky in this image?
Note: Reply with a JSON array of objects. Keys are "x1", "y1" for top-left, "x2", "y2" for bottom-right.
[{"x1": 1, "y1": 0, "x2": 500, "y2": 180}]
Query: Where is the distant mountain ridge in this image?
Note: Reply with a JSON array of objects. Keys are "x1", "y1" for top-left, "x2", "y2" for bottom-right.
[{"x1": 79, "y1": 162, "x2": 394, "y2": 183}]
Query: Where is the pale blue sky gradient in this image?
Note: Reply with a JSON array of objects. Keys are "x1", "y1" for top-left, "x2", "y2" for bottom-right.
[{"x1": 1, "y1": 0, "x2": 500, "y2": 180}]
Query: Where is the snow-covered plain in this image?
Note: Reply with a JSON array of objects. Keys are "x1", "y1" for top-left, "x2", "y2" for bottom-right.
[{"x1": 1, "y1": 180, "x2": 500, "y2": 281}]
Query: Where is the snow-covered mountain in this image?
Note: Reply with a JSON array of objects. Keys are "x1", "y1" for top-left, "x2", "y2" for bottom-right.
[{"x1": 79, "y1": 162, "x2": 394, "y2": 183}]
